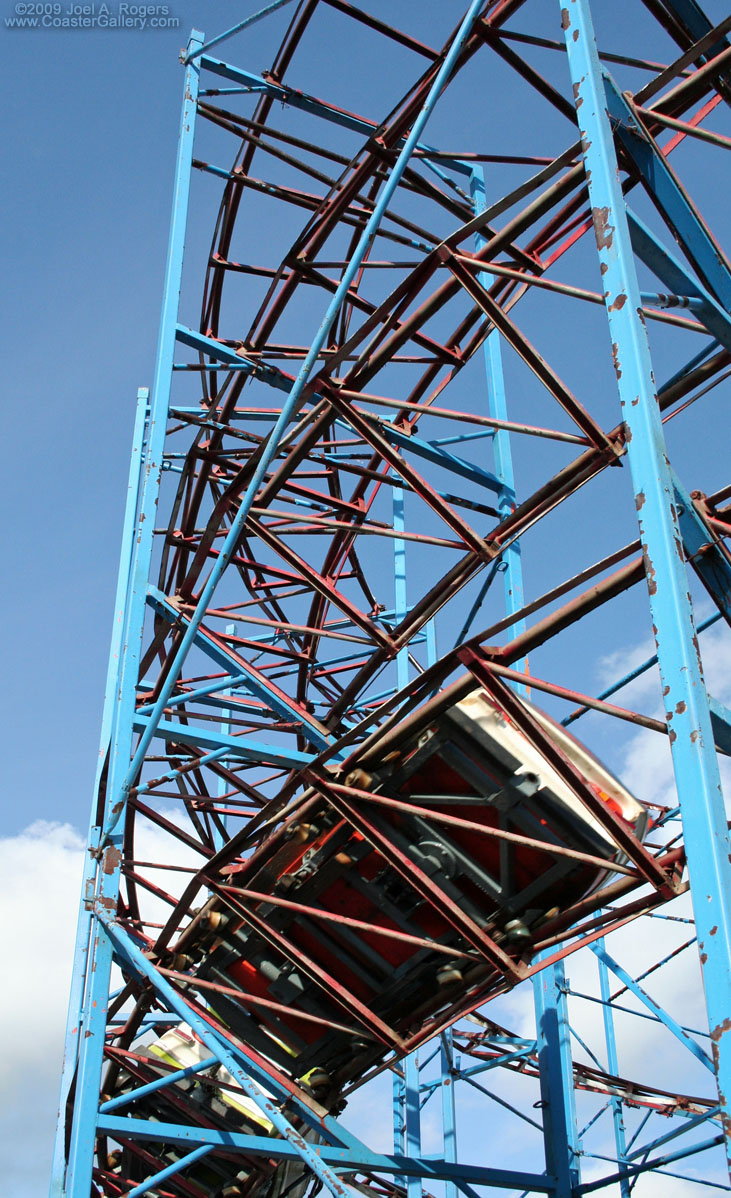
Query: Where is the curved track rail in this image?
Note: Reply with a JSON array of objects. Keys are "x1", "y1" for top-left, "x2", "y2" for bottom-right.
[{"x1": 54, "y1": 3, "x2": 731, "y2": 1196}]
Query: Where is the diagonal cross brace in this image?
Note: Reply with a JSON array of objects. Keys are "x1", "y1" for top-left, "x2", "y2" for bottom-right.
[
  {"x1": 627, "y1": 209, "x2": 731, "y2": 353},
  {"x1": 671, "y1": 471, "x2": 731, "y2": 626},
  {"x1": 604, "y1": 73, "x2": 731, "y2": 310},
  {"x1": 97, "y1": 913, "x2": 360, "y2": 1198},
  {"x1": 590, "y1": 941, "x2": 713, "y2": 1070},
  {"x1": 146, "y1": 585, "x2": 337, "y2": 752}
]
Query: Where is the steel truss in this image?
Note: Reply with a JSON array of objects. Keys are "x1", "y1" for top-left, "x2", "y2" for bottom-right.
[{"x1": 52, "y1": 1, "x2": 731, "y2": 1195}]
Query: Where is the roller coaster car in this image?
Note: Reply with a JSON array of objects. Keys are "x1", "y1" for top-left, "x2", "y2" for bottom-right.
[
  {"x1": 175, "y1": 683, "x2": 648, "y2": 1105},
  {"x1": 108, "y1": 1023, "x2": 315, "y2": 1198}
]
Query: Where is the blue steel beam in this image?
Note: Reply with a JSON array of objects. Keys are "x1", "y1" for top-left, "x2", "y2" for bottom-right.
[
  {"x1": 471, "y1": 162, "x2": 579, "y2": 1191},
  {"x1": 201, "y1": 56, "x2": 381, "y2": 136},
  {"x1": 627, "y1": 209, "x2": 731, "y2": 352},
  {"x1": 126, "y1": 1144, "x2": 215, "y2": 1198},
  {"x1": 197, "y1": 57, "x2": 474, "y2": 177},
  {"x1": 58, "y1": 36, "x2": 205, "y2": 1196},
  {"x1": 94, "y1": 1113, "x2": 556, "y2": 1191},
  {"x1": 440, "y1": 1033, "x2": 458, "y2": 1198},
  {"x1": 404, "y1": 1052, "x2": 423, "y2": 1198},
  {"x1": 99, "y1": 1054, "x2": 218, "y2": 1113},
  {"x1": 175, "y1": 323, "x2": 295, "y2": 393},
  {"x1": 533, "y1": 957, "x2": 581, "y2": 1194},
  {"x1": 603, "y1": 73, "x2": 731, "y2": 310},
  {"x1": 671, "y1": 472, "x2": 731, "y2": 624},
  {"x1": 145, "y1": 585, "x2": 337, "y2": 751},
  {"x1": 185, "y1": 0, "x2": 296, "y2": 63},
  {"x1": 50, "y1": 388, "x2": 150, "y2": 1196},
  {"x1": 710, "y1": 697, "x2": 731, "y2": 755},
  {"x1": 576, "y1": 1132, "x2": 725, "y2": 1195},
  {"x1": 392, "y1": 483, "x2": 420, "y2": 1197},
  {"x1": 131, "y1": 712, "x2": 315, "y2": 769},
  {"x1": 562, "y1": 609, "x2": 724, "y2": 728},
  {"x1": 562, "y1": 0, "x2": 731, "y2": 1173},
  {"x1": 625, "y1": 1105, "x2": 721, "y2": 1163},
  {"x1": 470, "y1": 169, "x2": 526, "y2": 664},
  {"x1": 596, "y1": 936, "x2": 634, "y2": 1197},
  {"x1": 380, "y1": 422, "x2": 503, "y2": 494}
]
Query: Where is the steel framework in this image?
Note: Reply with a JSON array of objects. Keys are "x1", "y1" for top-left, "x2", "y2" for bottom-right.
[{"x1": 52, "y1": 1, "x2": 731, "y2": 1195}]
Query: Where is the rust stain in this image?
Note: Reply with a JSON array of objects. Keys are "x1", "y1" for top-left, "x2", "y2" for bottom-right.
[
  {"x1": 635, "y1": 491, "x2": 645, "y2": 511},
  {"x1": 642, "y1": 545, "x2": 657, "y2": 595},
  {"x1": 592, "y1": 206, "x2": 614, "y2": 250},
  {"x1": 710, "y1": 925, "x2": 718, "y2": 936},
  {"x1": 668, "y1": 729, "x2": 677, "y2": 744},
  {"x1": 692, "y1": 632, "x2": 704, "y2": 671},
  {"x1": 611, "y1": 342, "x2": 622, "y2": 380},
  {"x1": 675, "y1": 701, "x2": 686, "y2": 714},
  {"x1": 560, "y1": 7, "x2": 570, "y2": 30},
  {"x1": 103, "y1": 846, "x2": 122, "y2": 876},
  {"x1": 609, "y1": 293, "x2": 627, "y2": 311}
]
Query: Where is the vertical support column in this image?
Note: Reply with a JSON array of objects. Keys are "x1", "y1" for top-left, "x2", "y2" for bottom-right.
[
  {"x1": 58, "y1": 34, "x2": 203, "y2": 1196},
  {"x1": 470, "y1": 168, "x2": 526, "y2": 679},
  {"x1": 392, "y1": 486, "x2": 422, "y2": 1196},
  {"x1": 392, "y1": 1055, "x2": 423, "y2": 1198},
  {"x1": 472, "y1": 164, "x2": 578, "y2": 1190},
  {"x1": 404, "y1": 1052, "x2": 423, "y2": 1198},
  {"x1": 596, "y1": 933, "x2": 630, "y2": 1193},
  {"x1": 50, "y1": 387, "x2": 150, "y2": 1197},
  {"x1": 561, "y1": 0, "x2": 731, "y2": 1171},
  {"x1": 440, "y1": 1033, "x2": 458, "y2": 1198},
  {"x1": 393, "y1": 1068, "x2": 405, "y2": 1157},
  {"x1": 393, "y1": 486, "x2": 409, "y2": 692},
  {"x1": 533, "y1": 958, "x2": 581, "y2": 1194},
  {"x1": 214, "y1": 621, "x2": 237, "y2": 852}
]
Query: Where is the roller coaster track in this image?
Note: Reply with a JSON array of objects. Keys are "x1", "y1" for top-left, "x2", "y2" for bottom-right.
[{"x1": 53, "y1": 2, "x2": 731, "y2": 1196}]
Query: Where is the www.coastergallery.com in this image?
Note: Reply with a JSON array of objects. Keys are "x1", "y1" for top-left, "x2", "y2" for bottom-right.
[{"x1": 6, "y1": 2, "x2": 179, "y2": 27}]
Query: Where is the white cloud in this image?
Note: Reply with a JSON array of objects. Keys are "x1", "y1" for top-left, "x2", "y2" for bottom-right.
[
  {"x1": 0, "y1": 811, "x2": 201, "y2": 1196},
  {"x1": 0, "y1": 820, "x2": 85, "y2": 1196}
]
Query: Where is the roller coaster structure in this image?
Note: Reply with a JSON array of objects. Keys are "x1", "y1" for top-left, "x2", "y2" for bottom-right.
[{"x1": 52, "y1": 1, "x2": 731, "y2": 1195}]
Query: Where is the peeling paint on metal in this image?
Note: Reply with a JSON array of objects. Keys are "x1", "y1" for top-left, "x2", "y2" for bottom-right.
[{"x1": 591, "y1": 206, "x2": 614, "y2": 250}]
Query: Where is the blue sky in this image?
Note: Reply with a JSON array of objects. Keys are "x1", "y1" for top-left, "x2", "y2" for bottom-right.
[
  {"x1": 2, "y1": 1, "x2": 730, "y2": 1194},
  {"x1": 2, "y1": 0, "x2": 728, "y2": 837}
]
